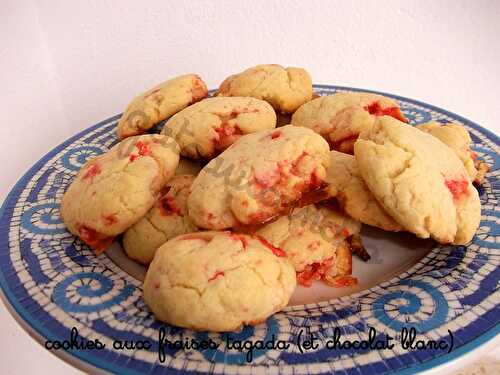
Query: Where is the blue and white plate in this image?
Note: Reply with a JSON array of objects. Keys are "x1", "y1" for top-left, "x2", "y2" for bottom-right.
[{"x1": 0, "y1": 85, "x2": 498, "y2": 374}]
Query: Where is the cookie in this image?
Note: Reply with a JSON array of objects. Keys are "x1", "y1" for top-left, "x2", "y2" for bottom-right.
[
  {"x1": 161, "y1": 97, "x2": 276, "y2": 159},
  {"x1": 61, "y1": 135, "x2": 180, "y2": 253},
  {"x1": 117, "y1": 74, "x2": 208, "y2": 139},
  {"x1": 216, "y1": 64, "x2": 312, "y2": 114},
  {"x1": 143, "y1": 231, "x2": 296, "y2": 331},
  {"x1": 123, "y1": 175, "x2": 197, "y2": 264},
  {"x1": 325, "y1": 151, "x2": 403, "y2": 231},
  {"x1": 416, "y1": 121, "x2": 489, "y2": 185},
  {"x1": 187, "y1": 125, "x2": 331, "y2": 230},
  {"x1": 354, "y1": 116, "x2": 481, "y2": 245},
  {"x1": 292, "y1": 92, "x2": 407, "y2": 153},
  {"x1": 257, "y1": 204, "x2": 359, "y2": 287}
]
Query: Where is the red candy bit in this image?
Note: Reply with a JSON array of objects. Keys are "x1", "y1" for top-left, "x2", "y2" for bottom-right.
[
  {"x1": 270, "y1": 130, "x2": 282, "y2": 140},
  {"x1": 78, "y1": 225, "x2": 114, "y2": 254},
  {"x1": 82, "y1": 163, "x2": 101, "y2": 181},
  {"x1": 364, "y1": 101, "x2": 408, "y2": 123},
  {"x1": 158, "y1": 195, "x2": 180, "y2": 216},
  {"x1": 254, "y1": 235, "x2": 286, "y2": 257},
  {"x1": 445, "y1": 178, "x2": 469, "y2": 201},
  {"x1": 102, "y1": 214, "x2": 118, "y2": 226},
  {"x1": 135, "y1": 141, "x2": 150, "y2": 156},
  {"x1": 208, "y1": 270, "x2": 225, "y2": 282},
  {"x1": 296, "y1": 258, "x2": 334, "y2": 287},
  {"x1": 129, "y1": 141, "x2": 151, "y2": 162},
  {"x1": 470, "y1": 151, "x2": 478, "y2": 160},
  {"x1": 341, "y1": 227, "x2": 350, "y2": 238}
]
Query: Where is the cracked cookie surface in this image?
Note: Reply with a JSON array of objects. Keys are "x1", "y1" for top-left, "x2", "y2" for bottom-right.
[
  {"x1": 123, "y1": 175, "x2": 198, "y2": 265},
  {"x1": 117, "y1": 74, "x2": 208, "y2": 139},
  {"x1": 354, "y1": 117, "x2": 481, "y2": 244},
  {"x1": 161, "y1": 97, "x2": 276, "y2": 159},
  {"x1": 292, "y1": 92, "x2": 407, "y2": 153},
  {"x1": 187, "y1": 125, "x2": 331, "y2": 230},
  {"x1": 60, "y1": 134, "x2": 180, "y2": 253},
  {"x1": 143, "y1": 231, "x2": 296, "y2": 331},
  {"x1": 325, "y1": 151, "x2": 403, "y2": 231},
  {"x1": 216, "y1": 64, "x2": 312, "y2": 114},
  {"x1": 257, "y1": 204, "x2": 359, "y2": 287}
]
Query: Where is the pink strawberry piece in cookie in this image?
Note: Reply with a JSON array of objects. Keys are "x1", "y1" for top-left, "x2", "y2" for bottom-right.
[
  {"x1": 82, "y1": 163, "x2": 101, "y2": 181},
  {"x1": 296, "y1": 258, "x2": 334, "y2": 287},
  {"x1": 158, "y1": 195, "x2": 180, "y2": 216},
  {"x1": 364, "y1": 101, "x2": 408, "y2": 123},
  {"x1": 78, "y1": 225, "x2": 114, "y2": 254},
  {"x1": 208, "y1": 270, "x2": 225, "y2": 282},
  {"x1": 129, "y1": 141, "x2": 151, "y2": 162},
  {"x1": 270, "y1": 130, "x2": 282, "y2": 139},
  {"x1": 445, "y1": 177, "x2": 469, "y2": 201},
  {"x1": 255, "y1": 235, "x2": 287, "y2": 257}
]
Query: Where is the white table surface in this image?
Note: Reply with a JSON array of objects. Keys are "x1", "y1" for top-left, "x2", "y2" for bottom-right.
[{"x1": 1, "y1": 0, "x2": 499, "y2": 373}]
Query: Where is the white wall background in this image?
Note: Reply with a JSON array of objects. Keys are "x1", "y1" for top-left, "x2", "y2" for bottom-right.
[{"x1": 1, "y1": 0, "x2": 499, "y2": 373}]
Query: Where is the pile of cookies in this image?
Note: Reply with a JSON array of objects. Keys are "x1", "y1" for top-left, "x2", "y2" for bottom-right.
[{"x1": 60, "y1": 64, "x2": 488, "y2": 332}]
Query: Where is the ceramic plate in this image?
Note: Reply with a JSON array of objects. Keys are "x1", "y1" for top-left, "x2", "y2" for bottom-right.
[{"x1": 0, "y1": 85, "x2": 498, "y2": 374}]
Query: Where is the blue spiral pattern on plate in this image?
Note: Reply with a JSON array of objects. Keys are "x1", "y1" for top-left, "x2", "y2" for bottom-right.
[{"x1": 0, "y1": 88, "x2": 498, "y2": 375}]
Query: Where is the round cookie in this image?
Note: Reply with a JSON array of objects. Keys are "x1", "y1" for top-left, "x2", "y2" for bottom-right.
[
  {"x1": 354, "y1": 116, "x2": 481, "y2": 245},
  {"x1": 61, "y1": 134, "x2": 180, "y2": 253},
  {"x1": 162, "y1": 97, "x2": 276, "y2": 159},
  {"x1": 216, "y1": 64, "x2": 312, "y2": 114},
  {"x1": 291, "y1": 92, "x2": 407, "y2": 153},
  {"x1": 325, "y1": 150, "x2": 403, "y2": 232},
  {"x1": 123, "y1": 175, "x2": 198, "y2": 265},
  {"x1": 257, "y1": 204, "x2": 359, "y2": 287},
  {"x1": 117, "y1": 74, "x2": 208, "y2": 139},
  {"x1": 416, "y1": 121, "x2": 489, "y2": 185},
  {"x1": 187, "y1": 125, "x2": 331, "y2": 230},
  {"x1": 143, "y1": 231, "x2": 296, "y2": 331}
]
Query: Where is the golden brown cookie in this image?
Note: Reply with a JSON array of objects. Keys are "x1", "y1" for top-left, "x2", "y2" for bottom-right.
[
  {"x1": 187, "y1": 125, "x2": 330, "y2": 230},
  {"x1": 162, "y1": 97, "x2": 276, "y2": 159},
  {"x1": 354, "y1": 117, "x2": 481, "y2": 245},
  {"x1": 61, "y1": 135, "x2": 180, "y2": 253},
  {"x1": 216, "y1": 64, "x2": 312, "y2": 114},
  {"x1": 143, "y1": 231, "x2": 296, "y2": 331},
  {"x1": 117, "y1": 74, "x2": 208, "y2": 139}
]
